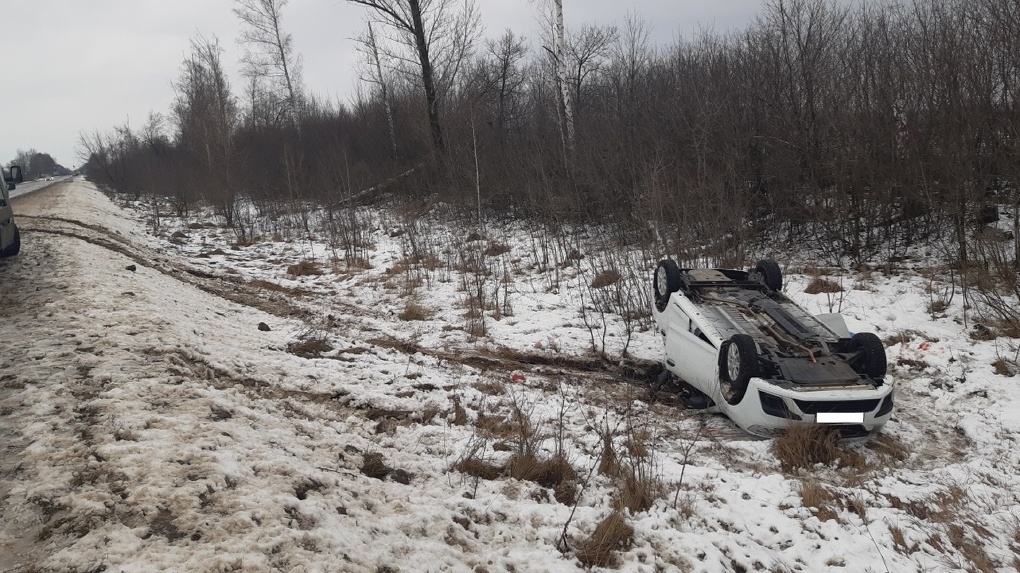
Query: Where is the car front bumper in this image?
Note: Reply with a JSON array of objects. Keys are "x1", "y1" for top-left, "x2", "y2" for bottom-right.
[{"x1": 725, "y1": 377, "x2": 895, "y2": 439}]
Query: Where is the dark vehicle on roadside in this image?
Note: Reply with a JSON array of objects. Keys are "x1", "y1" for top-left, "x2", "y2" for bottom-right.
[{"x1": 2, "y1": 165, "x2": 24, "y2": 258}]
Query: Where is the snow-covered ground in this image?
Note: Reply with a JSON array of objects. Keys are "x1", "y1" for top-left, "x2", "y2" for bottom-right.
[{"x1": 2, "y1": 179, "x2": 1018, "y2": 573}]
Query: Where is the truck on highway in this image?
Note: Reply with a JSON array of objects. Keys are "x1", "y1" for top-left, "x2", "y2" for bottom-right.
[{"x1": 1, "y1": 165, "x2": 24, "y2": 258}]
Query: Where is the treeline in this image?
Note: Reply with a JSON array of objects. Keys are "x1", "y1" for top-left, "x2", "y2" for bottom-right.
[
  {"x1": 81, "y1": 0, "x2": 1020, "y2": 267},
  {"x1": 8, "y1": 150, "x2": 71, "y2": 180}
]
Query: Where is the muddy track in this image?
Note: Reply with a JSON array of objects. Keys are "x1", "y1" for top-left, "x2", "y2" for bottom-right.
[
  {"x1": 17, "y1": 211, "x2": 701, "y2": 442},
  {"x1": 18, "y1": 215, "x2": 308, "y2": 320}
]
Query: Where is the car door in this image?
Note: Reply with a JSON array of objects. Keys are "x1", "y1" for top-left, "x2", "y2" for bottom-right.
[{"x1": 664, "y1": 320, "x2": 720, "y2": 394}]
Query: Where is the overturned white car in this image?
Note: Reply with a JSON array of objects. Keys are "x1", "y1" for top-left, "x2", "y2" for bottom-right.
[{"x1": 652, "y1": 259, "x2": 893, "y2": 438}]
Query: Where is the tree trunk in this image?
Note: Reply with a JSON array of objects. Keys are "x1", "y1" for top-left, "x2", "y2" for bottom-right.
[
  {"x1": 554, "y1": 0, "x2": 575, "y2": 159},
  {"x1": 408, "y1": 0, "x2": 445, "y2": 158}
]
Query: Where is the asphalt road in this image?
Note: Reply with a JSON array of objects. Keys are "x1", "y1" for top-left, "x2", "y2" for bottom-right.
[{"x1": 8, "y1": 175, "x2": 72, "y2": 199}]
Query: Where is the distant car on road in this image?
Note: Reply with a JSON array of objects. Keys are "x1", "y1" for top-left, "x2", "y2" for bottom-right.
[{"x1": 652, "y1": 259, "x2": 893, "y2": 438}]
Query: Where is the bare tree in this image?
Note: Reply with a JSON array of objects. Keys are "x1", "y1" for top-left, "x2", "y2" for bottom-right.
[
  {"x1": 234, "y1": 0, "x2": 303, "y2": 126},
  {"x1": 609, "y1": 12, "x2": 651, "y2": 117},
  {"x1": 356, "y1": 21, "x2": 399, "y2": 159},
  {"x1": 567, "y1": 24, "x2": 618, "y2": 121},
  {"x1": 347, "y1": 0, "x2": 481, "y2": 160},
  {"x1": 477, "y1": 29, "x2": 529, "y2": 145},
  {"x1": 172, "y1": 34, "x2": 239, "y2": 224}
]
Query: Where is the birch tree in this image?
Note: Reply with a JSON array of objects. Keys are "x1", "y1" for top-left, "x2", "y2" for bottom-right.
[
  {"x1": 356, "y1": 21, "x2": 399, "y2": 159},
  {"x1": 234, "y1": 0, "x2": 303, "y2": 126},
  {"x1": 347, "y1": 0, "x2": 481, "y2": 159}
]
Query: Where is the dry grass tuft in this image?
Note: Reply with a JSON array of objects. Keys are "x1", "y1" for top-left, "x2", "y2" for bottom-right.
[
  {"x1": 624, "y1": 430, "x2": 651, "y2": 459},
  {"x1": 287, "y1": 336, "x2": 333, "y2": 358},
  {"x1": 799, "y1": 479, "x2": 837, "y2": 522},
  {"x1": 454, "y1": 458, "x2": 503, "y2": 481},
  {"x1": 506, "y1": 452, "x2": 576, "y2": 490},
  {"x1": 286, "y1": 259, "x2": 323, "y2": 277},
  {"x1": 866, "y1": 434, "x2": 910, "y2": 462},
  {"x1": 614, "y1": 466, "x2": 661, "y2": 514},
  {"x1": 554, "y1": 480, "x2": 579, "y2": 505},
  {"x1": 450, "y1": 398, "x2": 469, "y2": 426},
  {"x1": 398, "y1": 301, "x2": 431, "y2": 321},
  {"x1": 598, "y1": 434, "x2": 620, "y2": 477},
  {"x1": 249, "y1": 279, "x2": 311, "y2": 296},
  {"x1": 472, "y1": 379, "x2": 505, "y2": 396},
  {"x1": 804, "y1": 277, "x2": 843, "y2": 294},
  {"x1": 576, "y1": 512, "x2": 634, "y2": 568},
  {"x1": 420, "y1": 403, "x2": 441, "y2": 424},
  {"x1": 475, "y1": 413, "x2": 514, "y2": 439},
  {"x1": 361, "y1": 452, "x2": 391, "y2": 480},
  {"x1": 772, "y1": 424, "x2": 864, "y2": 473},
  {"x1": 992, "y1": 358, "x2": 1017, "y2": 377},
  {"x1": 845, "y1": 494, "x2": 868, "y2": 521},
  {"x1": 888, "y1": 523, "x2": 911, "y2": 553},
  {"x1": 591, "y1": 269, "x2": 622, "y2": 289}
]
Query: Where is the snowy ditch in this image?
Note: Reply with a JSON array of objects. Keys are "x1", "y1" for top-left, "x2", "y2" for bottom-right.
[{"x1": 1, "y1": 179, "x2": 1018, "y2": 572}]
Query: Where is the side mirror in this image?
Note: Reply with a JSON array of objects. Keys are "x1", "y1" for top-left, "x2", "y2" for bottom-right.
[{"x1": 9, "y1": 165, "x2": 22, "y2": 183}]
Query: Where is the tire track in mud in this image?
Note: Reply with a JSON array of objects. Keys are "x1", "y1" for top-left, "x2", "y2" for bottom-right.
[
  {"x1": 19, "y1": 215, "x2": 308, "y2": 320},
  {"x1": 14, "y1": 214, "x2": 769, "y2": 447}
]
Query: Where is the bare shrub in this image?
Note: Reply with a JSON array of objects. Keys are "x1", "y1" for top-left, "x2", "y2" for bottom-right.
[
  {"x1": 591, "y1": 269, "x2": 621, "y2": 289},
  {"x1": 398, "y1": 301, "x2": 431, "y2": 321},
  {"x1": 804, "y1": 277, "x2": 843, "y2": 294},
  {"x1": 576, "y1": 512, "x2": 633, "y2": 568},
  {"x1": 286, "y1": 259, "x2": 323, "y2": 277},
  {"x1": 772, "y1": 425, "x2": 864, "y2": 473},
  {"x1": 484, "y1": 243, "x2": 511, "y2": 257}
]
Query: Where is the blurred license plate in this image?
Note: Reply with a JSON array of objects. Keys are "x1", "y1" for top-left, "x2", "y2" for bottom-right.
[{"x1": 817, "y1": 412, "x2": 865, "y2": 424}]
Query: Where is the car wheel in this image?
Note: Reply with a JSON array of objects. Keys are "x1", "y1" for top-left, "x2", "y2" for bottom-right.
[
  {"x1": 719, "y1": 334, "x2": 758, "y2": 404},
  {"x1": 751, "y1": 260, "x2": 782, "y2": 291},
  {"x1": 850, "y1": 332, "x2": 887, "y2": 380},
  {"x1": 654, "y1": 259, "x2": 682, "y2": 311},
  {"x1": 0, "y1": 225, "x2": 19, "y2": 258}
]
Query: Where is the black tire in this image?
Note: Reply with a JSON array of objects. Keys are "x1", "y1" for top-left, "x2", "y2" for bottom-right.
[
  {"x1": 0, "y1": 225, "x2": 19, "y2": 258},
  {"x1": 653, "y1": 259, "x2": 682, "y2": 311},
  {"x1": 752, "y1": 259, "x2": 782, "y2": 291},
  {"x1": 850, "y1": 332, "x2": 887, "y2": 380},
  {"x1": 719, "y1": 334, "x2": 758, "y2": 404}
]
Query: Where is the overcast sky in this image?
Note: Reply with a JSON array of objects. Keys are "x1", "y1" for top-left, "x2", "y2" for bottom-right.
[{"x1": 1, "y1": 0, "x2": 772, "y2": 170}]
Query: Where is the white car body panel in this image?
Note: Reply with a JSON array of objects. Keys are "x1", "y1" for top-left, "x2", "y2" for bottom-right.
[{"x1": 653, "y1": 264, "x2": 894, "y2": 438}]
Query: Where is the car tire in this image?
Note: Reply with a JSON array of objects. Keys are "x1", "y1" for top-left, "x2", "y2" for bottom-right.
[
  {"x1": 719, "y1": 334, "x2": 758, "y2": 404},
  {"x1": 654, "y1": 259, "x2": 682, "y2": 311},
  {"x1": 850, "y1": 332, "x2": 887, "y2": 380},
  {"x1": 0, "y1": 225, "x2": 19, "y2": 258},
  {"x1": 752, "y1": 260, "x2": 782, "y2": 291}
]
